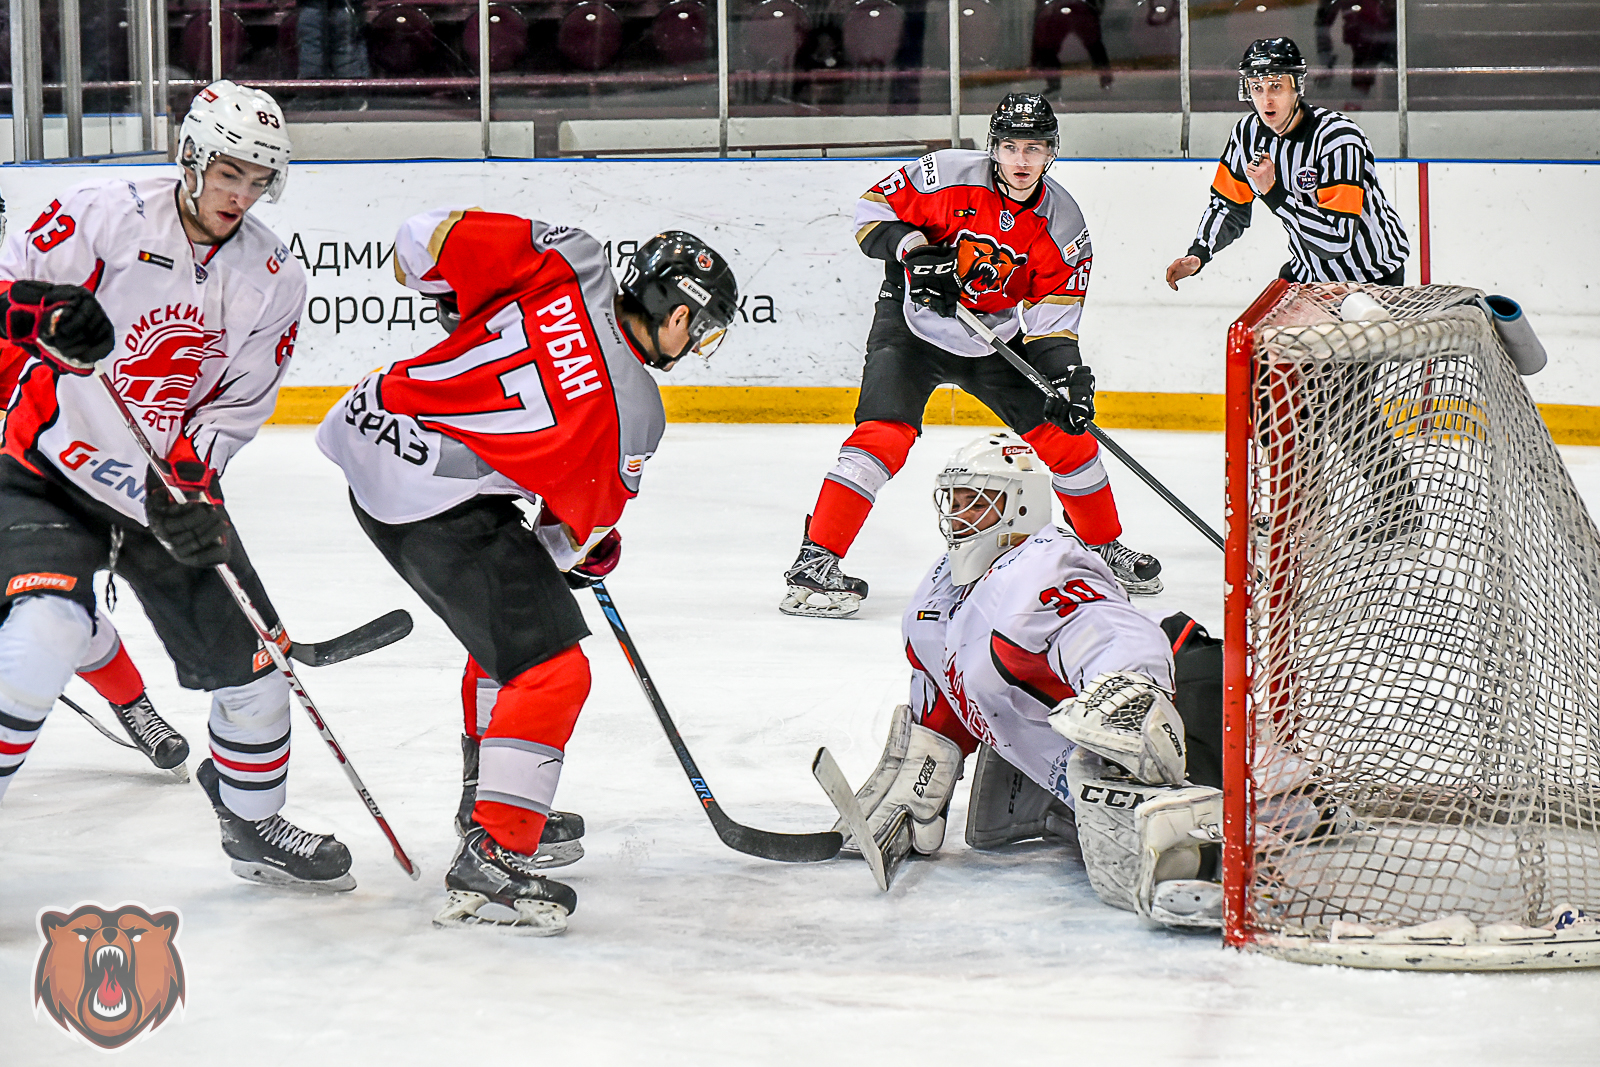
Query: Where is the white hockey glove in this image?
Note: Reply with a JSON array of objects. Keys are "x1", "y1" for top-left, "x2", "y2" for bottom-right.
[
  {"x1": 836, "y1": 704, "x2": 964, "y2": 857},
  {"x1": 1049, "y1": 671, "x2": 1187, "y2": 786},
  {"x1": 1134, "y1": 785, "x2": 1223, "y2": 929}
]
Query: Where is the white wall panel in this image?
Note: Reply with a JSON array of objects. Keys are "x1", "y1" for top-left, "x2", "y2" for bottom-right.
[{"x1": 0, "y1": 157, "x2": 1592, "y2": 404}]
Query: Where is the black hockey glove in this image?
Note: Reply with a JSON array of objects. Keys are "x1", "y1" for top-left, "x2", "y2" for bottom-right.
[
  {"x1": 145, "y1": 465, "x2": 233, "y2": 568},
  {"x1": 564, "y1": 529, "x2": 621, "y2": 590},
  {"x1": 1043, "y1": 365, "x2": 1096, "y2": 435},
  {"x1": 0, "y1": 281, "x2": 115, "y2": 375},
  {"x1": 902, "y1": 244, "x2": 962, "y2": 318}
]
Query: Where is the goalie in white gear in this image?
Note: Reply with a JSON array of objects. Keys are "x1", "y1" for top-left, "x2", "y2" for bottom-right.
[{"x1": 834, "y1": 432, "x2": 1226, "y2": 926}]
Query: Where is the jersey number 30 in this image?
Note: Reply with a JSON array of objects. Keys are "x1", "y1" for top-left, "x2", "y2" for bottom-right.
[{"x1": 1039, "y1": 579, "x2": 1104, "y2": 618}]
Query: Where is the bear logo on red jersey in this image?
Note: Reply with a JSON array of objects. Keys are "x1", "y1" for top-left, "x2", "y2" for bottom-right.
[{"x1": 953, "y1": 231, "x2": 1028, "y2": 299}]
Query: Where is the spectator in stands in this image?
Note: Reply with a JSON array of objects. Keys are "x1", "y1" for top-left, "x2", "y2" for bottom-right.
[
  {"x1": 1034, "y1": 0, "x2": 1114, "y2": 93},
  {"x1": 299, "y1": 0, "x2": 370, "y2": 106},
  {"x1": 1315, "y1": 0, "x2": 1396, "y2": 97}
]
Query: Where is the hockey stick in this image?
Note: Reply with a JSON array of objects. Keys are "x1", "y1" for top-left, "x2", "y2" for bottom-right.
[
  {"x1": 60, "y1": 692, "x2": 190, "y2": 781},
  {"x1": 92, "y1": 368, "x2": 420, "y2": 880},
  {"x1": 60, "y1": 693, "x2": 137, "y2": 748},
  {"x1": 289, "y1": 609, "x2": 413, "y2": 667},
  {"x1": 591, "y1": 580, "x2": 843, "y2": 863},
  {"x1": 811, "y1": 748, "x2": 894, "y2": 891},
  {"x1": 954, "y1": 305, "x2": 1225, "y2": 552}
]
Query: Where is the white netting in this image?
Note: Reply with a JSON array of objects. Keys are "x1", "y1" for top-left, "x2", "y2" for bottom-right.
[{"x1": 1242, "y1": 283, "x2": 1600, "y2": 945}]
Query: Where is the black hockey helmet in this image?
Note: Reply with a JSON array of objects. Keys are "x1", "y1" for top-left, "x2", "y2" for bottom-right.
[
  {"x1": 1238, "y1": 37, "x2": 1307, "y2": 100},
  {"x1": 988, "y1": 93, "x2": 1059, "y2": 157},
  {"x1": 620, "y1": 230, "x2": 738, "y2": 369}
]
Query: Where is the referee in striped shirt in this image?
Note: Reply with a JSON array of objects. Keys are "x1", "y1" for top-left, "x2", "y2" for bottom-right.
[
  {"x1": 1167, "y1": 37, "x2": 1420, "y2": 543},
  {"x1": 1166, "y1": 37, "x2": 1409, "y2": 290}
]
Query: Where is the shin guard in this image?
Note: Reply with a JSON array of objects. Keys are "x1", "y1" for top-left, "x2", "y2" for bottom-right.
[
  {"x1": 806, "y1": 420, "x2": 917, "y2": 556},
  {"x1": 474, "y1": 644, "x2": 591, "y2": 854},
  {"x1": 1022, "y1": 424, "x2": 1122, "y2": 546}
]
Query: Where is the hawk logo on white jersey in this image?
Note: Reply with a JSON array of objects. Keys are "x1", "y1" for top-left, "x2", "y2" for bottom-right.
[{"x1": 112, "y1": 305, "x2": 226, "y2": 428}]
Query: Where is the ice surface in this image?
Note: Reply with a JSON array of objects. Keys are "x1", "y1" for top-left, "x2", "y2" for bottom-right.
[{"x1": 4, "y1": 424, "x2": 1600, "y2": 1065}]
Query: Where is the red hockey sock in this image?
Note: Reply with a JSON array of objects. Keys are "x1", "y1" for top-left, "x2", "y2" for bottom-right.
[
  {"x1": 920, "y1": 694, "x2": 980, "y2": 757},
  {"x1": 473, "y1": 644, "x2": 591, "y2": 854},
  {"x1": 77, "y1": 642, "x2": 144, "y2": 707},
  {"x1": 1022, "y1": 424, "x2": 1123, "y2": 546},
  {"x1": 806, "y1": 420, "x2": 918, "y2": 557},
  {"x1": 460, "y1": 655, "x2": 495, "y2": 740}
]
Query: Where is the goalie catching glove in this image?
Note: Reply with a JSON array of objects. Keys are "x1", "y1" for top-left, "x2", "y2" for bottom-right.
[
  {"x1": 833, "y1": 704, "x2": 964, "y2": 857},
  {"x1": 1049, "y1": 671, "x2": 1187, "y2": 785},
  {"x1": 902, "y1": 244, "x2": 962, "y2": 318},
  {"x1": 0, "y1": 280, "x2": 116, "y2": 375},
  {"x1": 144, "y1": 459, "x2": 233, "y2": 568}
]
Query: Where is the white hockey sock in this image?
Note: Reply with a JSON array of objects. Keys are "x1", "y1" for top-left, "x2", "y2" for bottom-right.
[
  {"x1": 77, "y1": 607, "x2": 124, "y2": 674},
  {"x1": 208, "y1": 674, "x2": 292, "y2": 821},
  {"x1": 0, "y1": 596, "x2": 94, "y2": 802}
]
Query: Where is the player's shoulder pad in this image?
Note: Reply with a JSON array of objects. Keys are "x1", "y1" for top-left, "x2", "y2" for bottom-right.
[
  {"x1": 530, "y1": 220, "x2": 614, "y2": 292},
  {"x1": 908, "y1": 149, "x2": 991, "y2": 193},
  {"x1": 1037, "y1": 176, "x2": 1091, "y2": 259},
  {"x1": 233, "y1": 213, "x2": 306, "y2": 290}
]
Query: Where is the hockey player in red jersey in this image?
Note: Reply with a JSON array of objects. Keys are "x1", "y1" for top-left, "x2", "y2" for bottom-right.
[
  {"x1": 782, "y1": 93, "x2": 1162, "y2": 620},
  {"x1": 829, "y1": 433, "x2": 1228, "y2": 926},
  {"x1": 318, "y1": 211, "x2": 737, "y2": 934},
  {"x1": 0, "y1": 81, "x2": 356, "y2": 890}
]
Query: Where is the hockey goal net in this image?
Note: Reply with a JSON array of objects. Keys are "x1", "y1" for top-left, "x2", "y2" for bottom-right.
[{"x1": 1221, "y1": 280, "x2": 1600, "y2": 970}]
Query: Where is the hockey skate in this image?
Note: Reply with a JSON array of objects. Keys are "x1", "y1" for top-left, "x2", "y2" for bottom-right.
[
  {"x1": 780, "y1": 539, "x2": 868, "y2": 618},
  {"x1": 1090, "y1": 539, "x2": 1164, "y2": 596},
  {"x1": 455, "y1": 734, "x2": 585, "y2": 868},
  {"x1": 434, "y1": 825, "x2": 576, "y2": 936},
  {"x1": 111, "y1": 694, "x2": 191, "y2": 781},
  {"x1": 196, "y1": 759, "x2": 356, "y2": 892}
]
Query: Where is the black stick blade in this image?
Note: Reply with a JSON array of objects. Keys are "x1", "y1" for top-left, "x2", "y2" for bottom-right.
[
  {"x1": 707, "y1": 804, "x2": 842, "y2": 863},
  {"x1": 290, "y1": 609, "x2": 414, "y2": 667}
]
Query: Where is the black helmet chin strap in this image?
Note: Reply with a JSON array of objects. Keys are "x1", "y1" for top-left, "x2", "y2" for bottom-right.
[{"x1": 623, "y1": 310, "x2": 689, "y2": 370}]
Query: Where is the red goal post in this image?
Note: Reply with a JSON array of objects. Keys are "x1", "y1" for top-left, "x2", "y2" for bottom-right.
[{"x1": 1219, "y1": 279, "x2": 1600, "y2": 970}]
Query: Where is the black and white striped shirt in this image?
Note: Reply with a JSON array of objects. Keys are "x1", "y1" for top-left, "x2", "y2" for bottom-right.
[{"x1": 1187, "y1": 102, "x2": 1409, "y2": 283}]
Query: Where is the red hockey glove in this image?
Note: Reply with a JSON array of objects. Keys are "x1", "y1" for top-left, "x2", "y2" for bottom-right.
[
  {"x1": 0, "y1": 281, "x2": 115, "y2": 375},
  {"x1": 564, "y1": 529, "x2": 621, "y2": 589}
]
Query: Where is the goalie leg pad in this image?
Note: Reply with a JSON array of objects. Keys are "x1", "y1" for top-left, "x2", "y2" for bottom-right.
[
  {"x1": 837, "y1": 705, "x2": 964, "y2": 856},
  {"x1": 1066, "y1": 748, "x2": 1178, "y2": 912},
  {"x1": 1049, "y1": 671, "x2": 1186, "y2": 785},
  {"x1": 1134, "y1": 785, "x2": 1223, "y2": 928},
  {"x1": 964, "y1": 743, "x2": 1073, "y2": 849}
]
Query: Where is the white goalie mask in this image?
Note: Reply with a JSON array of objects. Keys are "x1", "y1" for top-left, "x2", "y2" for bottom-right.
[
  {"x1": 933, "y1": 433, "x2": 1053, "y2": 586},
  {"x1": 178, "y1": 80, "x2": 292, "y2": 205}
]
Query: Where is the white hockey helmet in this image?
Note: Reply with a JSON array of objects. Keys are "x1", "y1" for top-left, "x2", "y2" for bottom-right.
[
  {"x1": 178, "y1": 80, "x2": 292, "y2": 204},
  {"x1": 933, "y1": 432, "x2": 1053, "y2": 585}
]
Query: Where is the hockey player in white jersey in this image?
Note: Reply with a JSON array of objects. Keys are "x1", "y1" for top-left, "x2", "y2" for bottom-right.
[
  {"x1": 0, "y1": 81, "x2": 353, "y2": 890},
  {"x1": 831, "y1": 433, "x2": 1227, "y2": 926}
]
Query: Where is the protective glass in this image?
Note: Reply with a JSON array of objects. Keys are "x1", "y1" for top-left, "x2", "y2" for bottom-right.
[
  {"x1": 1244, "y1": 74, "x2": 1298, "y2": 100},
  {"x1": 687, "y1": 305, "x2": 732, "y2": 359},
  {"x1": 933, "y1": 481, "x2": 1009, "y2": 546}
]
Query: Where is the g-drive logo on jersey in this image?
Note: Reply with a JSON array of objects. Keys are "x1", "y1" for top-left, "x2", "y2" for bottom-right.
[
  {"x1": 34, "y1": 902, "x2": 186, "y2": 1051},
  {"x1": 113, "y1": 304, "x2": 226, "y2": 434}
]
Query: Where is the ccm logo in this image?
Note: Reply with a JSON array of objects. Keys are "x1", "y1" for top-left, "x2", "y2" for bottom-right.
[
  {"x1": 7, "y1": 572, "x2": 77, "y2": 595},
  {"x1": 911, "y1": 755, "x2": 938, "y2": 797}
]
